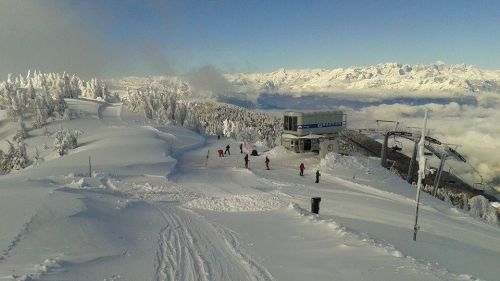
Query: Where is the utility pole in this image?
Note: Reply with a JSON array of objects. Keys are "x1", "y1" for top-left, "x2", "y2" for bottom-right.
[
  {"x1": 413, "y1": 110, "x2": 428, "y2": 242},
  {"x1": 89, "y1": 156, "x2": 92, "y2": 178}
]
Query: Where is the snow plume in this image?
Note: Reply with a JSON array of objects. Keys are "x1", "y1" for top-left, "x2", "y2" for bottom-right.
[
  {"x1": 184, "y1": 65, "x2": 234, "y2": 99},
  {"x1": 0, "y1": 0, "x2": 111, "y2": 79},
  {"x1": 468, "y1": 195, "x2": 499, "y2": 225}
]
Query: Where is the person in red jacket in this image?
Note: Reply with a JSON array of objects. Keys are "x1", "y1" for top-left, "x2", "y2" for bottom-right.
[{"x1": 299, "y1": 162, "x2": 305, "y2": 176}]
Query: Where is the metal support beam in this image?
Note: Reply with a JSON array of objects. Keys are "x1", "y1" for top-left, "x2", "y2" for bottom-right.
[
  {"x1": 407, "y1": 141, "x2": 418, "y2": 183},
  {"x1": 381, "y1": 133, "x2": 389, "y2": 168},
  {"x1": 432, "y1": 155, "x2": 446, "y2": 196}
]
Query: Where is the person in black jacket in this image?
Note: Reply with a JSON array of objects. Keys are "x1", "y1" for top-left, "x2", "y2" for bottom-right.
[
  {"x1": 315, "y1": 170, "x2": 321, "y2": 183},
  {"x1": 244, "y1": 154, "x2": 249, "y2": 168},
  {"x1": 225, "y1": 144, "x2": 230, "y2": 155}
]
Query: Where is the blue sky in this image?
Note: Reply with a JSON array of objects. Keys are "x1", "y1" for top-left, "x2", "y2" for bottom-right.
[{"x1": 1, "y1": 0, "x2": 499, "y2": 77}]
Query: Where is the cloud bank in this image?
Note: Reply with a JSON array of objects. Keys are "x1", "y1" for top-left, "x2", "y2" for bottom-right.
[{"x1": 0, "y1": 1, "x2": 113, "y2": 78}]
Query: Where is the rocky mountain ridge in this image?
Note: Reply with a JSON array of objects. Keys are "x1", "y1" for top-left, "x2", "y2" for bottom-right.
[{"x1": 225, "y1": 62, "x2": 500, "y2": 94}]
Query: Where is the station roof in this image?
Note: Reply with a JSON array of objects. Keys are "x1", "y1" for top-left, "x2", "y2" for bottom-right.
[
  {"x1": 283, "y1": 110, "x2": 343, "y2": 116},
  {"x1": 282, "y1": 133, "x2": 325, "y2": 139}
]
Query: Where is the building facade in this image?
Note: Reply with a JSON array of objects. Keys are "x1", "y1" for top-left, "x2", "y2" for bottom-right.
[{"x1": 281, "y1": 111, "x2": 346, "y2": 153}]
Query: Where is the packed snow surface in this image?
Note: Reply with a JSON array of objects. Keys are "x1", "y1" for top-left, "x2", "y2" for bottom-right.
[{"x1": 0, "y1": 99, "x2": 499, "y2": 281}]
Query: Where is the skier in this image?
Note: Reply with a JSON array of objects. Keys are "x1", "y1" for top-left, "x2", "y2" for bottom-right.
[
  {"x1": 244, "y1": 154, "x2": 249, "y2": 168},
  {"x1": 225, "y1": 144, "x2": 230, "y2": 155},
  {"x1": 217, "y1": 135, "x2": 220, "y2": 140},
  {"x1": 315, "y1": 170, "x2": 321, "y2": 183},
  {"x1": 299, "y1": 162, "x2": 305, "y2": 176},
  {"x1": 240, "y1": 143, "x2": 243, "y2": 154},
  {"x1": 218, "y1": 149, "x2": 224, "y2": 157},
  {"x1": 265, "y1": 156, "x2": 270, "y2": 170}
]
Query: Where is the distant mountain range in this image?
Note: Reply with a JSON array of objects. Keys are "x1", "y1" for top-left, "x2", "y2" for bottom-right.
[{"x1": 225, "y1": 63, "x2": 500, "y2": 94}]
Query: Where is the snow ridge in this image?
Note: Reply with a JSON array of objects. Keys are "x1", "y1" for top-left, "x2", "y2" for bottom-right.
[
  {"x1": 288, "y1": 203, "x2": 484, "y2": 281},
  {"x1": 226, "y1": 63, "x2": 500, "y2": 93},
  {"x1": 184, "y1": 193, "x2": 284, "y2": 212}
]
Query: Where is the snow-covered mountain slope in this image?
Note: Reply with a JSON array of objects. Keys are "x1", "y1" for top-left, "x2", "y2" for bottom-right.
[
  {"x1": 1, "y1": 98, "x2": 499, "y2": 280},
  {"x1": 226, "y1": 63, "x2": 500, "y2": 94}
]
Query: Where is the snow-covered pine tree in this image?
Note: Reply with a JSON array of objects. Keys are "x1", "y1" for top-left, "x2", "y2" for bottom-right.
[
  {"x1": 63, "y1": 108, "x2": 71, "y2": 120},
  {"x1": 468, "y1": 195, "x2": 499, "y2": 225},
  {"x1": 52, "y1": 90, "x2": 67, "y2": 117},
  {"x1": 0, "y1": 141, "x2": 16, "y2": 172},
  {"x1": 0, "y1": 149, "x2": 4, "y2": 174},
  {"x1": 12, "y1": 140, "x2": 29, "y2": 170},
  {"x1": 32, "y1": 97, "x2": 49, "y2": 128},
  {"x1": 33, "y1": 147, "x2": 44, "y2": 166},
  {"x1": 14, "y1": 117, "x2": 28, "y2": 141},
  {"x1": 183, "y1": 109, "x2": 199, "y2": 131},
  {"x1": 54, "y1": 128, "x2": 67, "y2": 156},
  {"x1": 54, "y1": 127, "x2": 81, "y2": 156}
]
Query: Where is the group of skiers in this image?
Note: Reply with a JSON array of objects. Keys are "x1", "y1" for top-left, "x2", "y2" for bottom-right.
[
  {"x1": 218, "y1": 144, "x2": 231, "y2": 157},
  {"x1": 299, "y1": 162, "x2": 321, "y2": 183},
  {"x1": 217, "y1": 139, "x2": 320, "y2": 182},
  {"x1": 243, "y1": 153, "x2": 269, "y2": 170}
]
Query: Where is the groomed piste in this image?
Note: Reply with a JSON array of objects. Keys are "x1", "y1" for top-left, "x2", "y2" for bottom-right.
[{"x1": 0, "y1": 98, "x2": 499, "y2": 281}]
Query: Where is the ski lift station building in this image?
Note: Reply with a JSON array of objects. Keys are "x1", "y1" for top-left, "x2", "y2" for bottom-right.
[{"x1": 281, "y1": 111, "x2": 346, "y2": 153}]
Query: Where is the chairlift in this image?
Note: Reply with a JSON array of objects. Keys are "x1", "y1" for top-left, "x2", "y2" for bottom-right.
[{"x1": 391, "y1": 140, "x2": 403, "y2": 152}]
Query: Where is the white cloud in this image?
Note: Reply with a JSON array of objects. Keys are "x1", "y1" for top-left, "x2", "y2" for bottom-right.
[{"x1": 349, "y1": 102, "x2": 500, "y2": 186}]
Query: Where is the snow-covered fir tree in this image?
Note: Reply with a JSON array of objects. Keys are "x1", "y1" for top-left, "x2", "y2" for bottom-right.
[
  {"x1": 32, "y1": 148, "x2": 44, "y2": 166},
  {"x1": 0, "y1": 71, "x2": 111, "y2": 124},
  {"x1": 12, "y1": 140, "x2": 29, "y2": 170},
  {"x1": 53, "y1": 127, "x2": 81, "y2": 156},
  {"x1": 125, "y1": 80, "x2": 282, "y2": 147},
  {"x1": 13, "y1": 118, "x2": 28, "y2": 141},
  {"x1": 0, "y1": 139, "x2": 29, "y2": 172},
  {"x1": 468, "y1": 195, "x2": 499, "y2": 225},
  {"x1": 32, "y1": 97, "x2": 49, "y2": 128}
]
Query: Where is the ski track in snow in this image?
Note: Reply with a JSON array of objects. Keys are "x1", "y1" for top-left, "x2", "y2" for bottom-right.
[
  {"x1": 154, "y1": 205, "x2": 210, "y2": 281},
  {"x1": 2, "y1": 98, "x2": 496, "y2": 281},
  {"x1": 210, "y1": 223, "x2": 275, "y2": 281},
  {"x1": 0, "y1": 213, "x2": 38, "y2": 263},
  {"x1": 153, "y1": 204, "x2": 275, "y2": 281}
]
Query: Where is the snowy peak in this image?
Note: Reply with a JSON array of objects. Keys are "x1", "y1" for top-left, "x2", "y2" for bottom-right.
[{"x1": 225, "y1": 63, "x2": 500, "y2": 93}]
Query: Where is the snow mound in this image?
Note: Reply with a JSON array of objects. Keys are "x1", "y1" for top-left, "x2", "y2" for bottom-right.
[
  {"x1": 68, "y1": 178, "x2": 91, "y2": 189},
  {"x1": 320, "y1": 153, "x2": 368, "y2": 170},
  {"x1": 184, "y1": 193, "x2": 284, "y2": 212},
  {"x1": 468, "y1": 195, "x2": 499, "y2": 225},
  {"x1": 288, "y1": 203, "x2": 404, "y2": 258},
  {"x1": 266, "y1": 146, "x2": 293, "y2": 159}
]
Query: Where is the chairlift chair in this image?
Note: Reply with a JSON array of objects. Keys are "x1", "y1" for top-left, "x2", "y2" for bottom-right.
[{"x1": 391, "y1": 140, "x2": 403, "y2": 152}]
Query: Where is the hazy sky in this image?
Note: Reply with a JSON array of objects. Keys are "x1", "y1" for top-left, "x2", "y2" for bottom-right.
[{"x1": 1, "y1": 0, "x2": 499, "y2": 78}]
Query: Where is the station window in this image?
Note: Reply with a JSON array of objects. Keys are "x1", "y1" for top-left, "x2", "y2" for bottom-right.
[{"x1": 284, "y1": 116, "x2": 297, "y2": 131}]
